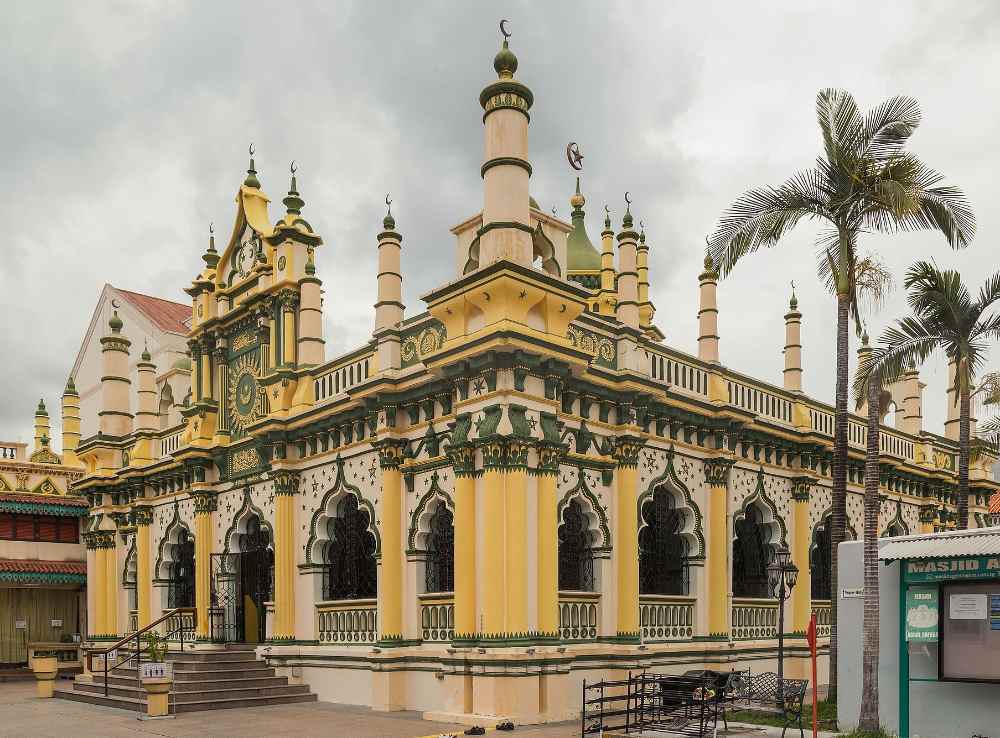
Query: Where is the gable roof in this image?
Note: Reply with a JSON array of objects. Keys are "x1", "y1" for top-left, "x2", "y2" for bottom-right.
[{"x1": 115, "y1": 288, "x2": 190, "y2": 335}]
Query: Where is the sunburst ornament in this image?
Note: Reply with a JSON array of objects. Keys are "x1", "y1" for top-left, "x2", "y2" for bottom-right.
[{"x1": 228, "y1": 353, "x2": 261, "y2": 436}]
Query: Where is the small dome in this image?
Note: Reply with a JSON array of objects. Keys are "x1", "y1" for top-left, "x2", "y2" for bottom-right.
[
  {"x1": 494, "y1": 40, "x2": 517, "y2": 79},
  {"x1": 566, "y1": 181, "x2": 601, "y2": 273},
  {"x1": 108, "y1": 310, "x2": 123, "y2": 333}
]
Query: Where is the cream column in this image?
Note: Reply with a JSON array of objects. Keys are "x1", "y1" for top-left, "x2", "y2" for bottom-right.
[
  {"x1": 281, "y1": 294, "x2": 298, "y2": 369},
  {"x1": 613, "y1": 437, "x2": 643, "y2": 640},
  {"x1": 481, "y1": 442, "x2": 506, "y2": 635},
  {"x1": 192, "y1": 492, "x2": 216, "y2": 639},
  {"x1": 135, "y1": 347, "x2": 158, "y2": 431},
  {"x1": 134, "y1": 507, "x2": 154, "y2": 629},
  {"x1": 102, "y1": 531, "x2": 119, "y2": 637},
  {"x1": 783, "y1": 291, "x2": 803, "y2": 392},
  {"x1": 615, "y1": 210, "x2": 640, "y2": 330},
  {"x1": 272, "y1": 471, "x2": 299, "y2": 640},
  {"x1": 214, "y1": 342, "x2": 230, "y2": 441},
  {"x1": 790, "y1": 477, "x2": 813, "y2": 634},
  {"x1": 450, "y1": 445, "x2": 477, "y2": 639},
  {"x1": 374, "y1": 212, "x2": 404, "y2": 371},
  {"x1": 85, "y1": 535, "x2": 104, "y2": 638},
  {"x1": 703, "y1": 457, "x2": 734, "y2": 638},
  {"x1": 298, "y1": 251, "x2": 325, "y2": 367},
  {"x1": 477, "y1": 38, "x2": 534, "y2": 268},
  {"x1": 536, "y1": 444, "x2": 561, "y2": 637},
  {"x1": 598, "y1": 209, "x2": 617, "y2": 317},
  {"x1": 637, "y1": 227, "x2": 654, "y2": 330},
  {"x1": 377, "y1": 441, "x2": 406, "y2": 642},
  {"x1": 61, "y1": 377, "x2": 82, "y2": 467},
  {"x1": 99, "y1": 311, "x2": 133, "y2": 437},
  {"x1": 201, "y1": 338, "x2": 213, "y2": 402},
  {"x1": 901, "y1": 365, "x2": 923, "y2": 435},
  {"x1": 698, "y1": 252, "x2": 720, "y2": 364}
]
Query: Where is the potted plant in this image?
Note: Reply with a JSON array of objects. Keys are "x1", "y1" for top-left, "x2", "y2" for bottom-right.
[
  {"x1": 31, "y1": 651, "x2": 59, "y2": 699},
  {"x1": 139, "y1": 632, "x2": 173, "y2": 719}
]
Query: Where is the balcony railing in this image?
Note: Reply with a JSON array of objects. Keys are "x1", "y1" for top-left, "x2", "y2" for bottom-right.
[
  {"x1": 316, "y1": 599, "x2": 377, "y2": 644},
  {"x1": 313, "y1": 351, "x2": 375, "y2": 403},
  {"x1": 158, "y1": 426, "x2": 184, "y2": 459},
  {"x1": 812, "y1": 600, "x2": 831, "y2": 638},
  {"x1": 639, "y1": 595, "x2": 695, "y2": 642},
  {"x1": 419, "y1": 593, "x2": 454, "y2": 643},
  {"x1": 732, "y1": 598, "x2": 779, "y2": 640},
  {"x1": 647, "y1": 347, "x2": 710, "y2": 398},
  {"x1": 559, "y1": 591, "x2": 600, "y2": 642},
  {"x1": 727, "y1": 380, "x2": 794, "y2": 425}
]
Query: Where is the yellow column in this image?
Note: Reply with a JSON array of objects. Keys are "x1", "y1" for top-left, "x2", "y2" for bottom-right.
[
  {"x1": 282, "y1": 297, "x2": 297, "y2": 369},
  {"x1": 377, "y1": 442, "x2": 406, "y2": 642},
  {"x1": 791, "y1": 477, "x2": 813, "y2": 634},
  {"x1": 104, "y1": 532, "x2": 119, "y2": 637},
  {"x1": 192, "y1": 492, "x2": 216, "y2": 639},
  {"x1": 272, "y1": 471, "x2": 299, "y2": 640},
  {"x1": 505, "y1": 441, "x2": 529, "y2": 634},
  {"x1": 919, "y1": 505, "x2": 936, "y2": 534},
  {"x1": 201, "y1": 344, "x2": 212, "y2": 400},
  {"x1": 88, "y1": 536, "x2": 106, "y2": 637},
  {"x1": 135, "y1": 507, "x2": 154, "y2": 628},
  {"x1": 536, "y1": 445, "x2": 561, "y2": 637},
  {"x1": 481, "y1": 447, "x2": 506, "y2": 635},
  {"x1": 704, "y1": 457, "x2": 733, "y2": 638},
  {"x1": 450, "y1": 447, "x2": 477, "y2": 639},
  {"x1": 613, "y1": 437, "x2": 642, "y2": 640}
]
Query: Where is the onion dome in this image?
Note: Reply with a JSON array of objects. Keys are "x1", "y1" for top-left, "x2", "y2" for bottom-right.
[
  {"x1": 109, "y1": 310, "x2": 123, "y2": 333},
  {"x1": 202, "y1": 223, "x2": 220, "y2": 270},
  {"x1": 36, "y1": 399, "x2": 47, "y2": 417},
  {"x1": 494, "y1": 39, "x2": 518, "y2": 79},
  {"x1": 244, "y1": 146, "x2": 261, "y2": 189},
  {"x1": 566, "y1": 178, "x2": 601, "y2": 272}
]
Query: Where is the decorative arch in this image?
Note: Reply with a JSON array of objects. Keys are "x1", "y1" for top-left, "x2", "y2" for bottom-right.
[
  {"x1": 814, "y1": 506, "x2": 860, "y2": 542},
  {"x1": 734, "y1": 468, "x2": 787, "y2": 547},
  {"x1": 122, "y1": 537, "x2": 137, "y2": 587},
  {"x1": 883, "y1": 502, "x2": 910, "y2": 538},
  {"x1": 305, "y1": 456, "x2": 380, "y2": 564},
  {"x1": 557, "y1": 467, "x2": 611, "y2": 553},
  {"x1": 221, "y1": 486, "x2": 272, "y2": 556},
  {"x1": 154, "y1": 504, "x2": 194, "y2": 581},
  {"x1": 637, "y1": 448, "x2": 705, "y2": 559},
  {"x1": 407, "y1": 471, "x2": 454, "y2": 553}
]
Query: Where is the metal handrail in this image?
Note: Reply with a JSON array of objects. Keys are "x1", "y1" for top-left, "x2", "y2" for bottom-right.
[{"x1": 86, "y1": 607, "x2": 196, "y2": 697}]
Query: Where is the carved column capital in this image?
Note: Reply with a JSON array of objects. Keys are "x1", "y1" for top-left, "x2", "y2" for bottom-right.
[
  {"x1": 791, "y1": 475, "x2": 815, "y2": 502},
  {"x1": 611, "y1": 435, "x2": 644, "y2": 468},
  {"x1": 272, "y1": 470, "x2": 300, "y2": 496},
  {"x1": 703, "y1": 456, "x2": 735, "y2": 487},
  {"x1": 376, "y1": 439, "x2": 408, "y2": 470},
  {"x1": 192, "y1": 491, "x2": 218, "y2": 514},
  {"x1": 132, "y1": 505, "x2": 154, "y2": 527}
]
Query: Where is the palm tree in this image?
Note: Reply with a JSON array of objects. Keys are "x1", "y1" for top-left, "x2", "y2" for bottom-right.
[
  {"x1": 863, "y1": 262, "x2": 1000, "y2": 529},
  {"x1": 708, "y1": 90, "x2": 974, "y2": 700}
]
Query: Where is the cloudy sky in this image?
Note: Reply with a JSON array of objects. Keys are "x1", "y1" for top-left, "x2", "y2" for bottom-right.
[{"x1": 2, "y1": 0, "x2": 997, "y2": 444}]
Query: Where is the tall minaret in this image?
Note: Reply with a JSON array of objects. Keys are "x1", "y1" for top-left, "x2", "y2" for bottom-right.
[
  {"x1": 478, "y1": 27, "x2": 534, "y2": 268},
  {"x1": 697, "y1": 248, "x2": 720, "y2": 363},
  {"x1": 374, "y1": 200, "x2": 404, "y2": 371},
  {"x1": 598, "y1": 206, "x2": 617, "y2": 316},
  {"x1": 637, "y1": 223, "x2": 654, "y2": 330},
  {"x1": 783, "y1": 286, "x2": 803, "y2": 392},
  {"x1": 99, "y1": 310, "x2": 133, "y2": 437},
  {"x1": 33, "y1": 399, "x2": 50, "y2": 451},
  {"x1": 61, "y1": 376, "x2": 81, "y2": 467},
  {"x1": 616, "y1": 197, "x2": 640, "y2": 329},
  {"x1": 135, "y1": 343, "x2": 159, "y2": 432},
  {"x1": 900, "y1": 363, "x2": 923, "y2": 435}
]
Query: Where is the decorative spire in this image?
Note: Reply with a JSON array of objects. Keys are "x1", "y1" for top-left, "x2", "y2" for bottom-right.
[
  {"x1": 383, "y1": 193, "x2": 396, "y2": 231},
  {"x1": 789, "y1": 280, "x2": 798, "y2": 311},
  {"x1": 244, "y1": 143, "x2": 261, "y2": 189},
  {"x1": 283, "y1": 160, "x2": 304, "y2": 215},
  {"x1": 141, "y1": 340, "x2": 151, "y2": 362},
  {"x1": 639, "y1": 220, "x2": 646, "y2": 245},
  {"x1": 202, "y1": 222, "x2": 220, "y2": 270},
  {"x1": 109, "y1": 309, "x2": 123, "y2": 334},
  {"x1": 40, "y1": 433, "x2": 49, "y2": 448},
  {"x1": 494, "y1": 19, "x2": 517, "y2": 79},
  {"x1": 622, "y1": 192, "x2": 633, "y2": 229},
  {"x1": 603, "y1": 205, "x2": 612, "y2": 232},
  {"x1": 305, "y1": 247, "x2": 316, "y2": 276},
  {"x1": 64, "y1": 375, "x2": 77, "y2": 395},
  {"x1": 36, "y1": 399, "x2": 47, "y2": 417},
  {"x1": 702, "y1": 238, "x2": 716, "y2": 274},
  {"x1": 570, "y1": 177, "x2": 585, "y2": 210}
]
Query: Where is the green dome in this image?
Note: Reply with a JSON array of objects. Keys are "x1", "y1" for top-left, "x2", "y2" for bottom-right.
[
  {"x1": 494, "y1": 39, "x2": 518, "y2": 79},
  {"x1": 172, "y1": 356, "x2": 192, "y2": 371},
  {"x1": 566, "y1": 180, "x2": 601, "y2": 272}
]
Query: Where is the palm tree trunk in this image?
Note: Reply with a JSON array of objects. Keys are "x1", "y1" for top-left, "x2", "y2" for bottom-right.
[
  {"x1": 829, "y1": 291, "x2": 850, "y2": 703},
  {"x1": 858, "y1": 373, "x2": 881, "y2": 731},
  {"x1": 958, "y1": 358, "x2": 971, "y2": 529}
]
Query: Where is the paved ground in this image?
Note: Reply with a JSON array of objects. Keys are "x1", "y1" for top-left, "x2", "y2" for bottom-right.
[{"x1": 0, "y1": 681, "x2": 581, "y2": 738}]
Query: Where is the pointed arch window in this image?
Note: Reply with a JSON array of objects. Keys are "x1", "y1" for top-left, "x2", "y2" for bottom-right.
[
  {"x1": 885, "y1": 523, "x2": 905, "y2": 538},
  {"x1": 810, "y1": 518, "x2": 832, "y2": 600},
  {"x1": 167, "y1": 528, "x2": 196, "y2": 608},
  {"x1": 323, "y1": 495, "x2": 377, "y2": 600},
  {"x1": 638, "y1": 486, "x2": 689, "y2": 596},
  {"x1": 424, "y1": 506, "x2": 454, "y2": 593},
  {"x1": 732, "y1": 506, "x2": 772, "y2": 598},
  {"x1": 559, "y1": 499, "x2": 595, "y2": 591}
]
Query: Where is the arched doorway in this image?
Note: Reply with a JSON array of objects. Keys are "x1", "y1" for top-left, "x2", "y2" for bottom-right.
[
  {"x1": 559, "y1": 498, "x2": 596, "y2": 592},
  {"x1": 167, "y1": 528, "x2": 195, "y2": 608},
  {"x1": 732, "y1": 505, "x2": 773, "y2": 599},
  {"x1": 639, "y1": 486, "x2": 690, "y2": 595},
  {"x1": 237, "y1": 515, "x2": 273, "y2": 643},
  {"x1": 322, "y1": 495, "x2": 377, "y2": 601},
  {"x1": 424, "y1": 505, "x2": 454, "y2": 594}
]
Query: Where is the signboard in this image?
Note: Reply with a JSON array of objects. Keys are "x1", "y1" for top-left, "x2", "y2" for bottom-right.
[
  {"x1": 139, "y1": 662, "x2": 172, "y2": 680},
  {"x1": 905, "y1": 585, "x2": 939, "y2": 642},
  {"x1": 841, "y1": 588, "x2": 863, "y2": 599},
  {"x1": 903, "y1": 556, "x2": 1000, "y2": 583},
  {"x1": 50, "y1": 619, "x2": 63, "y2": 628},
  {"x1": 950, "y1": 593, "x2": 987, "y2": 620},
  {"x1": 14, "y1": 620, "x2": 26, "y2": 629}
]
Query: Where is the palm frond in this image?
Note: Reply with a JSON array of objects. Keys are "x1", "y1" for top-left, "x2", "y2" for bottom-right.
[
  {"x1": 816, "y1": 89, "x2": 864, "y2": 165},
  {"x1": 854, "y1": 251, "x2": 895, "y2": 315},
  {"x1": 862, "y1": 95, "x2": 921, "y2": 161},
  {"x1": 975, "y1": 269, "x2": 1000, "y2": 313}
]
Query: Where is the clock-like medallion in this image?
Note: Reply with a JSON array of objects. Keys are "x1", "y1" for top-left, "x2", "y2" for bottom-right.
[{"x1": 228, "y1": 353, "x2": 261, "y2": 437}]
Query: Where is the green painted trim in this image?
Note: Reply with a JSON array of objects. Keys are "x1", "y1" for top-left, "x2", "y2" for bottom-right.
[
  {"x1": 480, "y1": 157, "x2": 532, "y2": 178},
  {"x1": 0, "y1": 500, "x2": 87, "y2": 517},
  {"x1": 0, "y1": 571, "x2": 86, "y2": 584}
]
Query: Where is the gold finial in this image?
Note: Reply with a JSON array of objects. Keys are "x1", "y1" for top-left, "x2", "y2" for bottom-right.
[
  {"x1": 383, "y1": 193, "x2": 395, "y2": 230},
  {"x1": 789, "y1": 280, "x2": 798, "y2": 310},
  {"x1": 703, "y1": 237, "x2": 714, "y2": 271}
]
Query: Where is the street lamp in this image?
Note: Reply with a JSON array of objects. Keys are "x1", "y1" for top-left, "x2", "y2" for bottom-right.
[{"x1": 767, "y1": 545, "x2": 799, "y2": 694}]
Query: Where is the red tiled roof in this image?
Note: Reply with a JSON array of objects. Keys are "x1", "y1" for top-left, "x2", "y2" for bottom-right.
[
  {"x1": 0, "y1": 493, "x2": 87, "y2": 508},
  {"x1": 0, "y1": 559, "x2": 86, "y2": 575},
  {"x1": 990, "y1": 492, "x2": 1000, "y2": 515},
  {"x1": 115, "y1": 288, "x2": 191, "y2": 335}
]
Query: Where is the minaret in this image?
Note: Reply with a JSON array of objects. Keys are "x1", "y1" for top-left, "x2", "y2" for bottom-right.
[
  {"x1": 135, "y1": 343, "x2": 159, "y2": 432},
  {"x1": 697, "y1": 247, "x2": 720, "y2": 363},
  {"x1": 615, "y1": 197, "x2": 640, "y2": 329},
  {"x1": 598, "y1": 206, "x2": 617, "y2": 316},
  {"x1": 99, "y1": 310, "x2": 133, "y2": 437},
  {"x1": 374, "y1": 200, "x2": 404, "y2": 370},
  {"x1": 478, "y1": 29, "x2": 534, "y2": 268},
  {"x1": 33, "y1": 399, "x2": 50, "y2": 451},
  {"x1": 900, "y1": 363, "x2": 923, "y2": 435},
  {"x1": 284, "y1": 170, "x2": 325, "y2": 367},
  {"x1": 61, "y1": 376, "x2": 81, "y2": 467},
  {"x1": 637, "y1": 223, "x2": 654, "y2": 329},
  {"x1": 783, "y1": 286, "x2": 803, "y2": 392}
]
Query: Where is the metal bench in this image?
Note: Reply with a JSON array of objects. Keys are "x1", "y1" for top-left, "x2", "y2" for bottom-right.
[{"x1": 726, "y1": 671, "x2": 809, "y2": 738}]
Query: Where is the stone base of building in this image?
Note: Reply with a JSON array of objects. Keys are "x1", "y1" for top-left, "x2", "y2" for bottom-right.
[{"x1": 260, "y1": 639, "x2": 829, "y2": 724}]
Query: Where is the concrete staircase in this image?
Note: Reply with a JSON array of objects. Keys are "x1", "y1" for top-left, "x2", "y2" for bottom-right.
[{"x1": 54, "y1": 645, "x2": 317, "y2": 714}]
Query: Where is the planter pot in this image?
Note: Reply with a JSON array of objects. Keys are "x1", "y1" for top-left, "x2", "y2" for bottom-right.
[
  {"x1": 31, "y1": 656, "x2": 58, "y2": 699},
  {"x1": 141, "y1": 676, "x2": 174, "y2": 718}
]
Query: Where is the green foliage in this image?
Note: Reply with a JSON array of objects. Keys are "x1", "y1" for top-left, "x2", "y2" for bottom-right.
[
  {"x1": 145, "y1": 631, "x2": 167, "y2": 663},
  {"x1": 728, "y1": 698, "x2": 837, "y2": 729}
]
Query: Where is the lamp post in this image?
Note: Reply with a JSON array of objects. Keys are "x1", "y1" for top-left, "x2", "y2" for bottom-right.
[{"x1": 767, "y1": 544, "x2": 799, "y2": 695}]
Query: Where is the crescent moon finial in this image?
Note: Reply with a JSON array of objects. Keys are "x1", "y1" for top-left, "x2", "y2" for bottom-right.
[
  {"x1": 639, "y1": 220, "x2": 645, "y2": 231},
  {"x1": 249, "y1": 143, "x2": 255, "y2": 156},
  {"x1": 791, "y1": 279, "x2": 796, "y2": 291},
  {"x1": 566, "y1": 142, "x2": 584, "y2": 171},
  {"x1": 500, "y1": 19, "x2": 511, "y2": 40},
  {"x1": 385, "y1": 193, "x2": 392, "y2": 217},
  {"x1": 209, "y1": 222, "x2": 214, "y2": 235},
  {"x1": 604, "y1": 205, "x2": 610, "y2": 216},
  {"x1": 290, "y1": 160, "x2": 297, "y2": 175}
]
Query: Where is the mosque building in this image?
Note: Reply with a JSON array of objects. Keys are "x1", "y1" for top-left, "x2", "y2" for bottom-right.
[{"x1": 53, "y1": 30, "x2": 998, "y2": 722}]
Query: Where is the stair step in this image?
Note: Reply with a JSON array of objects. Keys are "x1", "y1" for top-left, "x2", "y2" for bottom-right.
[
  {"x1": 110, "y1": 665, "x2": 276, "y2": 679},
  {"x1": 74, "y1": 681, "x2": 311, "y2": 702},
  {"x1": 92, "y1": 674, "x2": 292, "y2": 690},
  {"x1": 174, "y1": 693, "x2": 317, "y2": 713}
]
